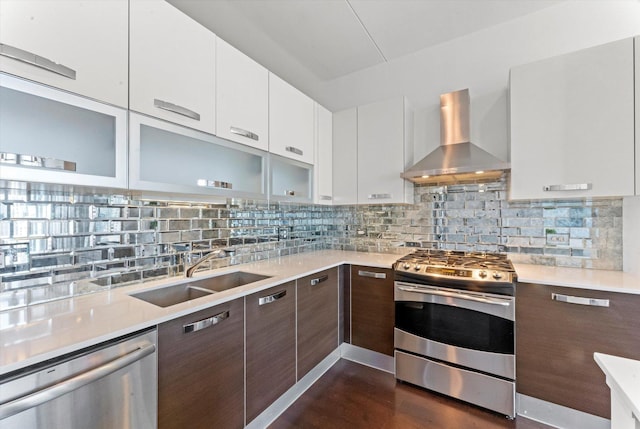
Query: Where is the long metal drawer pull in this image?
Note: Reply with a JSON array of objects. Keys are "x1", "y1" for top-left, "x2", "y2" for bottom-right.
[
  {"x1": 543, "y1": 183, "x2": 592, "y2": 192},
  {"x1": 230, "y1": 126, "x2": 259, "y2": 141},
  {"x1": 183, "y1": 310, "x2": 230, "y2": 333},
  {"x1": 358, "y1": 270, "x2": 386, "y2": 279},
  {"x1": 0, "y1": 43, "x2": 76, "y2": 80},
  {"x1": 258, "y1": 289, "x2": 287, "y2": 305},
  {"x1": 368, "y1": 193, "x2": 392, "y2": 199},
  {"x1": 397, "y1": 286, "x2": 510, "y2": 306},
  {"x1": 285, "y1": 146, "x2": 303, "y2": 156},
  {"x1": 0, "y1": 343, "x2": 156, "y2": 420},
  {"x1": 0, "y1": 152, "x2": 76, "y2": 171},
  {"x1": 310, "y1": 275, "x2": 329, "y2": 286},
  {"x1": 551, "y1": 293, "x2": 609, "y2": 307},
  {"x1": 154, "y1": 98, "x2": 201, "y2": 121},
  {"x1": 196, "y1": 179, "x2": 233, "y2": 189}
]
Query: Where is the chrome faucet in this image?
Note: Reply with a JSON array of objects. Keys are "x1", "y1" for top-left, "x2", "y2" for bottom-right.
[{"x1": 185, "y1": 249, "x2": 227, "y2": 278}]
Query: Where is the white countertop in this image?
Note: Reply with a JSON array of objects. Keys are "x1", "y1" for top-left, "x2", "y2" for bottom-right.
[
  {"x1": 594, "y1": 353, "x2": 640, "y2": 426},
  {"x1": 0, "y1": 250, "x2": 404, "y2": 376},
  {"x1": 3, "y1": 249, "x2": 640, "y2": 377},
  {"x1": 514, "y1": 263, "x2": 640, "y2": 294}
]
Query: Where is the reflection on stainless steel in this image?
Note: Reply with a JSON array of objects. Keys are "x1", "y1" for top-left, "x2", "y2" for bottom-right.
[
  {"x1": 395, "y1": 350, "x2": 515, "y2": 417},
  {"x1": 0, "y1": 330, "x2": 157, "y2": 429},
  {"x1": 185, "y1": 249, "x2": 227, "y2": 278},
  {"x1": 0, "y1": 152, "x2": 76, "y2": 172}
]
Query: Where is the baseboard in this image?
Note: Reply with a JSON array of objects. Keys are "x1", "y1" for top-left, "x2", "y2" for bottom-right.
[
  {"x1": 246, "y1": 348, "x2": 341, "y2": 429},
  {"x1": 517, "y1": 394, "x2": 610, "y2": 429},
  {"x1": 340, "y1": 343, "x2": 395, "y2": 374}
]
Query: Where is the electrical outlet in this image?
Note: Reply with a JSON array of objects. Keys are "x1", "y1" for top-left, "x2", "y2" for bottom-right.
[{"x1": 546, "y1": 232, "x2": 569, "y2": 246}]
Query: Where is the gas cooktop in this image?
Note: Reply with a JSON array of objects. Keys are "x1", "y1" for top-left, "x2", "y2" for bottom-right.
[{"x1": 394, "y1": 249, "x2": 516, "y2": 284}]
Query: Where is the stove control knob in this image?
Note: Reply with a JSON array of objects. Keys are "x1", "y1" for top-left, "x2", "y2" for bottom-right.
[
  {"x1": 403, "y1": 263, "x2": 411, "y2": 270},
  {"x1": 478, "y1": 270, "x2": 487, "y2": 279},
  {"x1": 492, "y1": 271, "x2": 502, "y2": 280},
  {"x1": 414, "y1": 264, "x2": 422, "y2": 271}
]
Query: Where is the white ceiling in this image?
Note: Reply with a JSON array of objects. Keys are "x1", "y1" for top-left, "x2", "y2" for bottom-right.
[{"x1": 167, "y1": 0, "x2": 566, "y2": 107}]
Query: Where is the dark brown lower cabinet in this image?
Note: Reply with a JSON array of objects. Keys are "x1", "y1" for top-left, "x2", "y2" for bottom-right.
[
  {"x1": 246, "y1": 281, "x2": 296, "y2": 423},
  {"x1": 297, "y1": 267, "x2": 339, "y2": 380},
  {"x1": 158, "y1": 298, "x2": 244, "y2": 429},
  {"x1": 516, "y1": 282, "x2": 640, "y2": 419},
  {"x1": 350, "y1": 265, "x2": 394, "y2": 356}
]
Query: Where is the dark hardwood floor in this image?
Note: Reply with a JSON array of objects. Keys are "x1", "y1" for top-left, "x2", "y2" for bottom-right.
[{"x1": 270, "y1": 359, "x2": 552, "y2": 429}]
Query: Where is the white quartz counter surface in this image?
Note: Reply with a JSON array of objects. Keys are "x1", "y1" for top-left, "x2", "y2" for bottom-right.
[
  {"x1": 0, "y1": 250, "x2": 405, "y2": 376},
  {"x1": 514, "y1": 263, "x2": 640, "y2": 294},
  {"x1": 594, "y1": 353, "x2": 640, "y2": 428}
]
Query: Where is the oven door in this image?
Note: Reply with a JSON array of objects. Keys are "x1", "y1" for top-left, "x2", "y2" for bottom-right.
[{"x1": 394, "y1": 281, "x2": 514, "y2": 379}]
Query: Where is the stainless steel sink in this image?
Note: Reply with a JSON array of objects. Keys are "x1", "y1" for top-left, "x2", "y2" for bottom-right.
[
  {"x1": 187, "y1": 271, "x2": 271, "y2": 292},
  {"x1": 130, "y1": 271, "x2": 271, "y2": 307}
]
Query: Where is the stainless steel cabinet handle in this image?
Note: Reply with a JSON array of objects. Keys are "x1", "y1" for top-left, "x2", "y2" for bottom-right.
[
  {"x1": 319, "y1": 195, "x2": 332, "y2": 201},
  {"x1": 543, "y1": 183, "x2": 592, "y2": 192},
  {"x1": 551, "y1": 293, "x2": 609, "y2": 307},
  {"x1": 154, "y1": 98, "x2": 201, "y2": 121},
  {"x1": 358, "y1": 270, "x2": 386, "y2": 279},
  {"x1": 0, "y1": 43, "x2": 77, "y2": 80},
  {"x1": 368, "y1": 193, "x2": 391, "y2": 199},
  {"x1": 285, "y1": 190, "x2": 296, "y2": 196},
  {"x1": 285, "y1": 146, "x2": 303, "y2": 156},
  {"x1": 1, "y1": 152, "x2": 76, "y2": 171},
  {"x1": 196, "y1": 179, "x2": 233, "y2": 189},
  {"x1": 230, "y1": 126, "x2": 259, "y2": 141},
  {"x1": 0, "y1": 343, "x2": 156, "y2": 420},
  {"x1": 310, "y1": 275, "x2": 329, "y2": 286},
  {"x1": 258, "y1": 289, "x2": 286, "y2": 305},
  {"x1": 183, "y1": 310, "x2": 230, "y2": 333},
  {"x1": 398, "y1": 286, "x2": 511, "y2": 306}
]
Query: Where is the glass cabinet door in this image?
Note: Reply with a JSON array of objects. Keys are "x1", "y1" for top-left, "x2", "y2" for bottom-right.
[
  {"x1": 0, "y1": 73, "x2": 127, "y2": 188},
  {"x1": 269, "y1": 154, "x2": 313, "y2": 202},
  {"x1": 129, "y1": 113, "x2": 267, "y2": 199}
]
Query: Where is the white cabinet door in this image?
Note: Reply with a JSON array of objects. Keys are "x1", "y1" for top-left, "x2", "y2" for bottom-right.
[
  {"x1": 510, "y1": 37, "x2": 634, "y2": 200},
  {"x1": 314, "y1": 103, "x2": 333, "y2": 204},
  {"x1": 332, "y1": 108, "x2": 358, "y2": 205},
  {"x1": 269, "y1": 73, "x2": 314, "y2": 164},
  {"x1": 0, "y1": 74, "x2": 127, "y2": 189},
  {"x1": 216, "y1": 38, "x2": 268, "y2": 150},
  {"x1": 0, "y1": 0, "x2": 128, "y2": 107},
  {"x1": 636, "y1": 36, "x2": 640, "y2": 196},
  {"x1": 130, "y1": 0, "x2": 216, "y2": 134},
  {"x1": 357, "y1": 97, "x2": 413, "y2": 204}
]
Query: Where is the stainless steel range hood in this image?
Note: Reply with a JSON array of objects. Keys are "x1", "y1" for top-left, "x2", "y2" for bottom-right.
[{"x1": 401, "y1": 89, "x2": 510, "y2": 184}]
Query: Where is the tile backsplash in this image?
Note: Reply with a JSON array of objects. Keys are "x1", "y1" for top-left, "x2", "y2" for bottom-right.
[{"x1": 0, "y1": 178, "x2": 623, "y2": 311}]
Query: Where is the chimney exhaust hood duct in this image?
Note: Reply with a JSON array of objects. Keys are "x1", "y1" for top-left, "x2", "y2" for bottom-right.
[{"x1": 401, "y1": 89, "x2": 510, "y2": 184}]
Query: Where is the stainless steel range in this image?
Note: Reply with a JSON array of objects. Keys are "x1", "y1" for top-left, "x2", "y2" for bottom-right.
[{"x1": 393, "y1": 249, "x2": 516, "y2": 418}]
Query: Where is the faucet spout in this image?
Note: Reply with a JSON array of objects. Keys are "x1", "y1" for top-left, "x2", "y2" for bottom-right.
[{"x1": 185, "y1": 249, "x2": 227, "y2": 278}]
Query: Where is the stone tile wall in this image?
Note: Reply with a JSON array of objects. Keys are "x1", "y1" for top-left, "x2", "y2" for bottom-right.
[{"x1": 0, "y1": 178, "x2": 623, "y2": 311}]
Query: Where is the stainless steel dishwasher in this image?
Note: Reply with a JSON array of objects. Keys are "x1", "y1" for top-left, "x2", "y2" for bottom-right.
[{"x1": 0, "y1": 329, "x2": 157, "y2": 429}]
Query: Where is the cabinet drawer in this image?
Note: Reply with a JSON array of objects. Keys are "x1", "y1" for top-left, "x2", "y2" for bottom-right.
[
  {"x1": 350, "y1": 265, "x2": 394, "y2": 356},
  {"x1": 246, "y1": 281, "x2": 296, "y2": 423},
  {"x1": 516, "y1": 283, "x2": 640, "y2": 418},
  {"x1": 297, "y1": 267, "x2": 339, "y2": 380}
]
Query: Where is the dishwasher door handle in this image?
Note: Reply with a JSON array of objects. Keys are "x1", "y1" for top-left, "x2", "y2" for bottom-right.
[{"x1": 0, "y1": 343, "x2": 156, "y2": 420}]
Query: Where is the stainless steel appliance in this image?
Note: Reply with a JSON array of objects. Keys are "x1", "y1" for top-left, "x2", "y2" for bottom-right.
[
  {"x1": 0, "y1": 329, "x2": 157, "y2": 429},
  {"x1": 393, "y1": 249, "x2": 516, "y2": 417}
]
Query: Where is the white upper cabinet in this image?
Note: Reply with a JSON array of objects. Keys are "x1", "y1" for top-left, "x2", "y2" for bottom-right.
[
  {"x1": 332, "y1": 108, "x2": 358, "y2": 205},
  {"x1": 0, "y1": 0, "x2": 128, "y2": 107},
  {"x1": 314, "y1": 103, "x2": 333, "y2": 204},
  {"x1": 269, "y1": 73, "x2": 314, "y2": 164},
  {"x1": 509, "y1": 37, "x2": 635, "y2": 200},
  {"x1": 357, "y1": 97, "x2": 413, "y2": 204},
  {"x1": 216, "y1": 38, "x2": 268, "y2": 151},
  {"x1": 130, "y1": 0, "x2": 216, "y2": 134}
]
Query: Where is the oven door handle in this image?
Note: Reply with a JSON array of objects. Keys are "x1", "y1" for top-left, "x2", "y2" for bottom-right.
[{"x1": 397, "y1": 286, "x2": 511, "y2": 306}]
